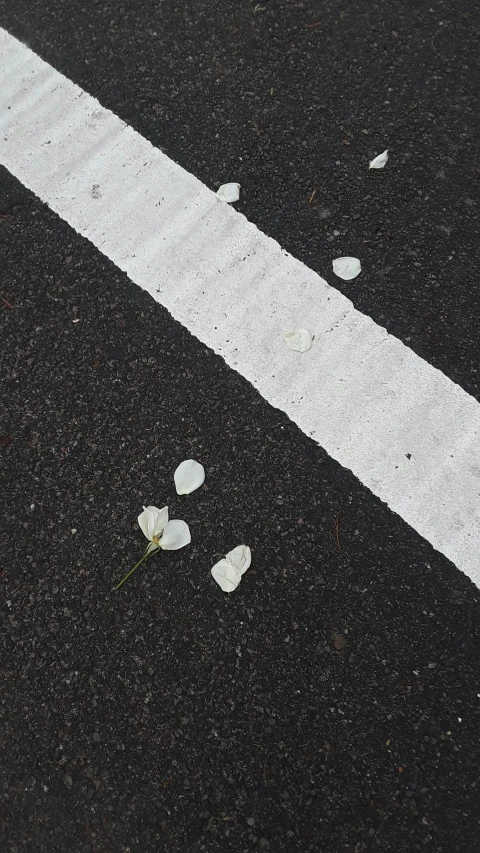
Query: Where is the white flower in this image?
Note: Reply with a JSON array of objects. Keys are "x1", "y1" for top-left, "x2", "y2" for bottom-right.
[
  {"x1": 369, "y1": 149, "x2": 389, "y2": 169},
  {"x1": 332, "y1": 256, "x2": 362, "y2": 281},
  {"x1": 211, "y1": 545, "x2": 251, "y2": 593},
  {"x1": 115, "y1": 505, "x2": 191, "y2": 590},
  {"x1": 284, "y1": 328, "x2": 313, "y2": 352},
  {"x1": 216, "y1": 182, "x2": 241, "y2": 203},
  {"x1": 138, "y1": 505, "x2": 191, "y2": 551},
  {"x1": 174, "y1": 459, "x2": 205, "y2": 495}
]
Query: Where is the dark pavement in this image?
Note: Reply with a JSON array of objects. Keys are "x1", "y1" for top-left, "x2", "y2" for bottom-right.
[{"x1": 1, "y1": 2, "x2": 480, "y2": 852}]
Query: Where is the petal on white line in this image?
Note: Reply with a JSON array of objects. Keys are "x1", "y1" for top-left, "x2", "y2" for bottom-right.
[
  {"x1": 216, "y1": 182, "x2": 241, "y2": 203},
  {"x1": 332, "y1": 257, "x2": 362, "y2": 281},
  {"x1": 284, "y1": 328, "x2": 313, "y2": 352},
  {"x1": 160, "y1": 519, "x2": 191, "y2": 550},
  {"x1": 369, "y1": 149, "x2": 389, "y2": 169},
  {"x1": 211, "y1": 558, "x2": 242, "y2": 592},
  {"x1": 174, "y1": 459, "x2": 205, "y2": 495},
  {"x1": 226, "y1": 545, "x2": 252, "y2": 575}
]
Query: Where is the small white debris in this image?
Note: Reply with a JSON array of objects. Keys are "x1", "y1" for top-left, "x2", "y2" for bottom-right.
[
  {"x1": 369, "y1": 149, "x2": 389, "y2": 169},
  {"x1": 284, "y1": 328, "x2": 313, "y2": 352},
  {"x1": 30, "y1": 504, "x2": 35, "y2": 510},
  {"x1": 72, "y1": 318, "x2": 81, "y2": 324},
  {"x1": 71, "y1": 528, "x2": 77, "y2": 535},
  {"x1": 211, "y1": 545, "x2": 252, "y2": 593},
  {"x1": 216, "y1": 182, "x2": 241, "y2": 203},
  {"x1": 332, "y1": 256, "x2": 362, "y2": 281},
  {"x1": 174, "y1": 459, "x2": 205, "y2": 495}
]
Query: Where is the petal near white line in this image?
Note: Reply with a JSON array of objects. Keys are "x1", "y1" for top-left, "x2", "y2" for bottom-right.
[
  {"x1": 332, "y1": 257, "x2": 361, "y2": 281},
  {"x1": 216, "y1": 182, "x2": 241, "y2": 203}
]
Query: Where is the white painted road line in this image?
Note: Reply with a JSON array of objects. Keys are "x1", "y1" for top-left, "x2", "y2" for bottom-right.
[{"x1": 1, "y1": 29, "x2": 479, "y2": 585}]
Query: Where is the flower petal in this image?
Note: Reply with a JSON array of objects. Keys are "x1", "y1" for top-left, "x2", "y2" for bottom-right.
[
  {"x1": 159, "y1": 519, "x2": 191, "y2": 550},
  {"x1": 369, "y1": 149, "x2": 389, "y2": 169},
  {"x1": 216, "y1": 182, "x2": 241, "y2": 203},
  {"x1": 150, "y1": 506, "x2": 169, "y2": 538},
  {"x1": 332, "y1": 256, "x2": 361, "y2": 281},
  {"x1": 284, "y1": 328, "x2": 313, "y2": 352},
  {"x1": 138, "y1": 505, "x2": 168, "y2": 541},
  {"x1": 138, "y1": 507, "x2": 153, "y2": 540},
  {"x1": 226, "y1": 545, "x2": 251, "y2": 575},
  {"x1": 211, "y1": 558, "x2": 242, "y2": 593},
  {"x1": 174, "y1": 459, "x2": 205, "y2": 495}
]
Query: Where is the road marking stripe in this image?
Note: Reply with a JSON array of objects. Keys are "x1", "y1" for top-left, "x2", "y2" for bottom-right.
[{"x1": 1, "y1": 29, "x2": 479, "y2": 585}]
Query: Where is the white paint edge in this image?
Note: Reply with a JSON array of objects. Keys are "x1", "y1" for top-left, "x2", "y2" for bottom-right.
[{"x1": 1, "y1": 28, "x2": 479, "y2": 585}]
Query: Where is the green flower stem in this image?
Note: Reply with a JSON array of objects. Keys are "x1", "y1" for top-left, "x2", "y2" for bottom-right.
[{"x1": 115, "y1": 546, "x2": 156, "y2": 591}]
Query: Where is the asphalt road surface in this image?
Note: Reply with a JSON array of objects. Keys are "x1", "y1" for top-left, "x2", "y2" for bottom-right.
[{"x1": 1, "y1": 2, "x2": 480, "y2": 852}]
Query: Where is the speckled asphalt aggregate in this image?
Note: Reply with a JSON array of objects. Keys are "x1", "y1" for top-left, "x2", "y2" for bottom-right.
[{"x1": 1, "y1": 2, "x2": 480, "y2": 852}]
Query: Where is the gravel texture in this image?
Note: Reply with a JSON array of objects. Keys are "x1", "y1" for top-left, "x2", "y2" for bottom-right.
[
  {"x1": 1, "y1": 170, "x2": 480, "y2": 852},
  {"x1": 0, "y1": 0, "x2": 479, "y2": 399}
]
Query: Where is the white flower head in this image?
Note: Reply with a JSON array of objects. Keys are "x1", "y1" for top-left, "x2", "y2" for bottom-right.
[
  {"x1": 174, "y1": 459, "x2": 205, "y2": 495},
  {"x1": 211, "y1": 545, "x2": 252, "y2": 593},
  {"x1": 138, "y1": 505, "x2": 191, "y2": 551}
]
